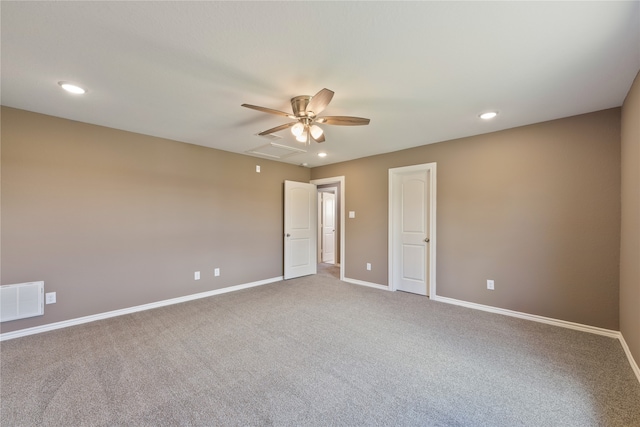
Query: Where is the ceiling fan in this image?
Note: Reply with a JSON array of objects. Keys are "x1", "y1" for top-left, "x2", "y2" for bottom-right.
[{"x1": 241, "y1": 88, "x2": 370, "y2": 144}]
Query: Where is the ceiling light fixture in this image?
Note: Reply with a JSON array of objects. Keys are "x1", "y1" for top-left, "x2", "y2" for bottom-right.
[
  {"x1": 295, "y1": 129, "x2": 308, "y2": 143},
  {"x1": 244, "y1": 88, "x2": 369, "y2": 146},
  {"x1": 58, "y1": 81, "x2": 87, "y2": 95},
  {"x1": 309, "y1": 125, "x2": 323, "y2": 140},
  {"x1": 291, "y1": 122, "x2": 304, "y2": 137},
  {"x1": 317, "y1": 152, "x2": 327, "y2": 158},
  {"x1": 479, "y1": 111, "x2": 498, "y2": 120},
  {"x1": 291, "y1": 121, "x2": 325, "y2": 146}
]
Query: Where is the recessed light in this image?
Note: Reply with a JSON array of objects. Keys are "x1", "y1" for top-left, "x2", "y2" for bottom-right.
[
  {"x1": 317, "y1": 152, "x2": 327, "y2": 158},
  {"x1": 58, "y1": 81, "x2": 87, "y2": 95},
  {"x1": 479, "y1": 111, "x2": 498, "y2": 120}
]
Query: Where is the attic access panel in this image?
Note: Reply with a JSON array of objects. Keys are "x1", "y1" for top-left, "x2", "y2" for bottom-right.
[{"x1": 246, "y1": 142, "x2": 306, "y2": 159}]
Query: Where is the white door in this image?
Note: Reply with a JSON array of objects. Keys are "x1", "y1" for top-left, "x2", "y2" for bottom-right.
[
  {"x1": 389, "y1": 164, "x2": 436, "y2": 296},
  {"x1": 321, "y1": 192, "x2": 336, "y2": 264},
  {"x1": 284, "y1": 180, "x2": 317, "y2": 279}
]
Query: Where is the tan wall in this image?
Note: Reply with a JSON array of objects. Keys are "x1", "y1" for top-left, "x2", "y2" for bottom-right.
[
  {"x1": 621, "y1": 71, "x2": 640, "y2": 366},
  {"x1": 1, "y1": 105, "x2": 626, "y2": 335},
  {"x1": 312, "y1": 109, "x2": 621, "y2": 330},
  {"x1": 0, "y1": 107, "x2": 310, "y2": 333}
]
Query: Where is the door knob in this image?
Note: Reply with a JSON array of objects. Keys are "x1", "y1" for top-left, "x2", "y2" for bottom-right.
[
  {"x1": 424, "y1": 238, "x2": 430, "y2": 243},
  {"x1": 286, "y1": 233, "x2": 291, "y2": 237}
]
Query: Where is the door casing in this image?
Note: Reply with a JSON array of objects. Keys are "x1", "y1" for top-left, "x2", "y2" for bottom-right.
[{"x1": 310, "y1": 176, "x2": 345, "y2": 281}]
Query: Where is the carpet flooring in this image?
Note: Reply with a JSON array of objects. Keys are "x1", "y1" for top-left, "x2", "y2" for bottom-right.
[{"x1": 2, "y1": 266, "x2": 639, "y2": 426}]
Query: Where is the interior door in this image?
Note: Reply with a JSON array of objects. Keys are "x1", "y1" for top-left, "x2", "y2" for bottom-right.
[
  {"x1": 390, "y1": 167, "x2": 431, "y2": 295},
  {"x1": 321, "y1": 192, "x2": 336, "y2": 264},
  {"x1": 284, "y1": 180, "x2": 317, "y2": 279}
]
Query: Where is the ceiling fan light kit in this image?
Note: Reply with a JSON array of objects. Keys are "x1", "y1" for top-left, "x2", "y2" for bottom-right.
[
  {"x1": 295, "y1": 130, "x2": 308, "y2": 143},
  {"x1": 242, "y1": 88, "x2": 370, "y2": 146},
  {"x1": 310, "y1": 125, "x2": 323, "y2": 139},
  {"x1": 291, "y1": 122, "x2": 305, "y2": 137}
]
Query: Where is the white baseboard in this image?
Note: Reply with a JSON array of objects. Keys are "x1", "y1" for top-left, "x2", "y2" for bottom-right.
[
  {"x1": 431, "y1": 294, "x2": 640, "y2": 385},
  {"x1": 619, "y1": 333, "x2": 640, "y2": 384},
  {"x1": 0, "y1": 276, "x2": 283, "y2": 342},
  {"x1": 431, "y1": 295, "x2": 620, "y2": 338},
  {"x1": 342, "y1": 277, "x2": 390, "y2": 291},
  {"x1": 3, "y1": 275, "x2": 638, "y2": 386}
]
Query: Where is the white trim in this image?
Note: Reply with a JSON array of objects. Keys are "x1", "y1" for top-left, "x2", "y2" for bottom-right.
[
  {"x1": 431, "y1": 294, "x2": 639, "y2": 384},
  {"x1": 619, "y1": 333, "x2": 640, "y2": 383},
  {"x1": 342, "y1": 277, "x2": 390, "y2": 291},
  {"x1": 310, "y1": 176, "x2": 346, "y2": 281},
  {"x1": 431, "y1": 295, "x2": 620, "y2": 338},
  {"x1": 0, "y1": 276, "x2": 282, "y2": 342},
  {"x1": 388, "y1": 162, "x2": 437, "y2": 296},
  {"x1": 3, "y1": 273, "x2": 638, "y2": 385}
]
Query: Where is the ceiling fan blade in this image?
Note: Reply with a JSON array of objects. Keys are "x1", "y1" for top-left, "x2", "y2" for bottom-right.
[
  {"x1": 311, "y1": 132, "x2": 326, "y2": 143},
  {"x1": 316, "y1": 116, "x2": 370, "y2": 126},
  {"x1": 242, "y1": 104, "x2": 294, "y2": 118},
  {"x1": 305, "y1": 88, "x2": 334, "y2": 116},
  {"x1": 258, "y1": 122, "x2": 297, "y2": 136}
]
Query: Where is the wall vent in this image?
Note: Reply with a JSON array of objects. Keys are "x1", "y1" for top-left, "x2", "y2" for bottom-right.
[{"x1": 0, "y1": 281, "x2": 44, "y2": 322}]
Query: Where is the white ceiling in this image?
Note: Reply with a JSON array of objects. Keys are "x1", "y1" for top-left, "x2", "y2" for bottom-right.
[{"x1": 2, "y1": 1, "x2": 639, "y2": 167}]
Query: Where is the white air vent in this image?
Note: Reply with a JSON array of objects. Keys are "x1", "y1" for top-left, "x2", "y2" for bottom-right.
[
  {"x1": 0, "y1": 281, "x2": 44, "y2": 322},
  {"x1": 246, "y1": 142, "x2": 306, "y2": 159}
]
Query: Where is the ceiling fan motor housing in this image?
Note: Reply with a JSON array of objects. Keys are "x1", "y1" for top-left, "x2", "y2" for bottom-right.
[{"x1": 291, "y1": 95, "x2": 312, "y2": 117}]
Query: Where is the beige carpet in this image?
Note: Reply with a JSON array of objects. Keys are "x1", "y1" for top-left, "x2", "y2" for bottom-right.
[{"x1": 2, "y1": 270, "x2": 639, "y2": 426}]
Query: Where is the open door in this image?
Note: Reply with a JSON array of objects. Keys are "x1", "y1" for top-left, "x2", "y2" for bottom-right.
[
  {"x1": 311, "y1": 176, "x2": 345, "y2": 281},
  {"x1": 321, "y1": 192, "x2": 336, "y2": 264},
  {"x1": 284, "y1": 180, "x2": 317, "y2": 279}
]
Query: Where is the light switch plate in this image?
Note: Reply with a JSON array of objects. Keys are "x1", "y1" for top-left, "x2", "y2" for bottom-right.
[
  {"x1": 349, "y1": 211, "x2": 355, "y2": 218},
  {"x1": 45, "y1": 292, "x2": 56, "y2": 304}
]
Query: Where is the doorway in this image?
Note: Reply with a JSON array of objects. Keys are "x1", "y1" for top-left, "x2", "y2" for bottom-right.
[
  {"x1": 318, "y1": 189, "x2": 336, "y2": 264},
  {"x1": 311, "y1": 176, "x2": 345, "y2": 281},
  {"x1": 388, "y1": 163, "x2": 436, "y2": 296}
]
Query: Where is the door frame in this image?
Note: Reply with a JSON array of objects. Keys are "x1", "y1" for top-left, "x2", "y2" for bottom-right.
[
  {"x1": 310, "y1": 176, "x2": 345, "y2": 281},
  {"x1": 388, "y1": 163, "x2": 437, "y2": 296}
]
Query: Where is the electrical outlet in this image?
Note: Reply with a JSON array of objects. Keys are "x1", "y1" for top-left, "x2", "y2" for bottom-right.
[
  {"x1": 45, "y1": 292, "x2": 56, "y2": 304},
  {"x1": 366, "y1": 263, "x2": 372, "y2": 271},
  {"x1": 195, "y1": 271, "x2": 200, "y2": 280},
  {"x1": 214, "y1": 268, "x2": 220, "y2": 277},
  {"x1": 256, "y1": 165, "x2": 261, "y2": 173},
  {"x1": 487, "y1": 280, "x2": 495, "y2": 290}
]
